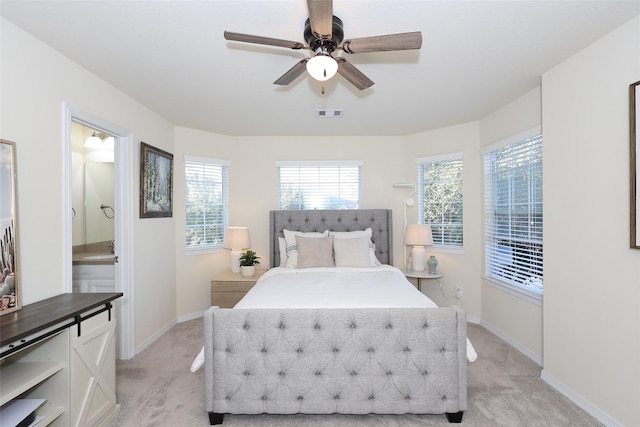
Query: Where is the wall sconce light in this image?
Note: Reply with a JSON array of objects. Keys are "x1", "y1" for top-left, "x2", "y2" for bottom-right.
[{"x1": 84, "y1": 131, "x2": 115, "y2": 150}]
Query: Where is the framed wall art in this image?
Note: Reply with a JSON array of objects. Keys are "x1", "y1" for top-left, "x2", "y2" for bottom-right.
[
  {"x1": 140, "y1": 142, "x2": 173, "y2": 218},
  {"x1": 631, "y1": 80, "x2": 640, "y2": 249}
]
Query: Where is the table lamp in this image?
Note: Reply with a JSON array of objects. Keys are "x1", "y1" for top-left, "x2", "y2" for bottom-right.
[
  {"x1": 405, "y1": 224, "x2": 433, "y2": 272},
  {"x1": 224, "y1": 227, "x2": 251, "y2": 273}
]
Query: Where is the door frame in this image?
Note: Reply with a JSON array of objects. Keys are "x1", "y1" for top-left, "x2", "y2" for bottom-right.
[{"x1": 63, "y1": 103, "x2": 135, "y2": 360}]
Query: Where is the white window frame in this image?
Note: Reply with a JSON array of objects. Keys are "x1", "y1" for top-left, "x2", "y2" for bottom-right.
[
  {"x1": 416, "y1": 152, "x2": 464, "y2": 253},
  {"x1": 482, "y1": 126, "x2": 543, "y2": 304},
  {"x1": 184, "y1": 155, "x2": 230, "y2": 255},
  {"x1": 275, "y1": 160, "x2": 362, "y2": 210}
]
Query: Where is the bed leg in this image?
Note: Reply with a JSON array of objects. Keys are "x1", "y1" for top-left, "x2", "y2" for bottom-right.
[
  {"x1": 445, "y1": 411, "x2": 463, "y2": 423},
  {"x1": 208, "y1": 412, "x2": 224, "y2": 425}
]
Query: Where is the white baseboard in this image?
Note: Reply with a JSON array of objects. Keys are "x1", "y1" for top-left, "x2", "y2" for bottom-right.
[
  {"x1": 541, "y1": 370, "x2": 622, "y2": 427},
  {"x1": 134, "y1": 318, "x2": 176, "y2": 356},
  {"x1": 177, "y1": 310, "x2": 204, "y2": 323},
  {"x1": 479, "y1": 320, "x2": 543, "y2": 366}
]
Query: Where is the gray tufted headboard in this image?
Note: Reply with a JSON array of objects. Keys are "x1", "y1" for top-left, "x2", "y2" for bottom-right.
[{"x1": 269, "y1": 209, "x2": 393, "y2": 267}]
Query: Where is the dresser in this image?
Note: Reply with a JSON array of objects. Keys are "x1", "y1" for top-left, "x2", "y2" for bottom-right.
[
  {"x1": 0, "y1": 293, "x2": 122, "y2": 427},
  {"x1": 211, "y1": 269, "x2": 266, "y2": 308}
]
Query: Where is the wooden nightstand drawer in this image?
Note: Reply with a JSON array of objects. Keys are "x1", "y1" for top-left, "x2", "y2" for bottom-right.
[{"x1": 211, "y1": 269, "x2": 266, "y2": 308}]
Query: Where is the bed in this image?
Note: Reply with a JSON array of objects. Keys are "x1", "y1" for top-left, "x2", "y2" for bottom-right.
[{"x1": 203, "y1": 209, "x2": 472, "y2": 424}]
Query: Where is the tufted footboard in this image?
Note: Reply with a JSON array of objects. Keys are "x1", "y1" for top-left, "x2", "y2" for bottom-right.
[{"x1": 204, "y1": 306, "x2": 467, "y2": 424}]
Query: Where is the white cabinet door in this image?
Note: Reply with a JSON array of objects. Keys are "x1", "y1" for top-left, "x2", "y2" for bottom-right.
[{"x1": 70, "y1": 308, "x2": 118, "y2": 426}]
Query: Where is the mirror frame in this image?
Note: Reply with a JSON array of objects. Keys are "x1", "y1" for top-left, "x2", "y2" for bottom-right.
[
  {"x1": 631, "y1": 81, "x2": 640, "y2": 249},
  {"x1": 0, "y1": 139, "x2": 20, "y2": 315}
]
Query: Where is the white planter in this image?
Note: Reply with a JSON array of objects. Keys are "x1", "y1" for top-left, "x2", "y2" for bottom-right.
[{"x1": 241, "y1": 266, "x2": 255, "y2": 277}]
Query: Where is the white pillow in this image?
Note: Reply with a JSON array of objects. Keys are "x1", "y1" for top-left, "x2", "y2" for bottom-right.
[
  {"x1": 329, "y1": 228, "x2": 381, "y2": 266},
  {"x1": 333, "y1": 235, "x2": 371, "y2": 268},
  {"x1": 283, "y1": 229, "x2": 329, "y2": 268},
  {"x1": 278, "y1": 237, "x2": 287, "y2": 267}
]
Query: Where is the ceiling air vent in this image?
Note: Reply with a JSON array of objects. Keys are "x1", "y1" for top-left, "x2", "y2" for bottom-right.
[{"x1": 317, "y1": 109, "x2": 344, "y2": 118}]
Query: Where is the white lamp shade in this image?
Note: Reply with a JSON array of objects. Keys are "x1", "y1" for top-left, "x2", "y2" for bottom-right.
[
  {"x1": 224, "y1": 227, "x2": 251, "y2": 250},
  {"x1": 405, "y1": 224, "x2": 434, "y2": 246},
  {"x1": 306, "y1": 54, "x2": 338, "y2": 81},
  {"x1": 224, "y1": 227, "x2": 251, "y2": 273}
]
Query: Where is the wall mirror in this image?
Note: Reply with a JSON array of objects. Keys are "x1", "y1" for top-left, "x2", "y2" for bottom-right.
[
  {"x1": 631, "y1": 80, "x2": 640, "y2": 249},
  {"x1": 0, "y1": 139, "x2": 20, "y2": 315}
]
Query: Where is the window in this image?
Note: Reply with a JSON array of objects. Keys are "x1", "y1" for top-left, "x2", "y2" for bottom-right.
[
  {"x1": 483, "y1": 129, "x2": 543, "y2": 293},
  {"x1": 276, "y1": 161, "x2": 362, "y2": 210},
  {"x1": 185, "y1": 156, "x2": 229, "y2": 251},
  {"x1": 417, "y1": 153, "x2": 463, "y2": 247}
]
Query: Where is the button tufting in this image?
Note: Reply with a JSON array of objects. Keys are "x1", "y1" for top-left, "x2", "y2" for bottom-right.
[
  {"x1": 386, "y1": 323, "x2": 393, "y2": 329},
  {"x1": 404, "y1": 346, "x2": 411, "y2": 352},
  {"x1": 423, "y1": 322, "x2": 429, "y2": 328},
  {"x1": 278, "y1": 322, "x2": 286, "y2": 330},
  {"x1": 243, "y1": 370, "x2": 250, "y2": 376},
  {"x1": 243, "y1": 323, "x2": 250, "y2": 330},
  {"x1": 386, "y1": 370, "x2": 393, "y2": 376},
  {"x1": 297, "y1": 396, "x2": 304, "y2": 401},
  {"x1": 350, "y1": 370, "x2": 357, "y2": 376},
  {"x1": 368, "y1": 394, "x2": 375, "y2": 400},
  {"x1": 261, "y1": 395, "x2": 268, "y2": 401},
  {"x1": 405, "y1": 395, "x2": 411, "y2": 400},
  {"x1": 422, "y1": 370, "x2": 429, "y2": 376},
  {"x1": 367, "y1": 347, "x2": 375, "y2": 353},
  {"x1": 315, "y1": 371, "x2": 322, "y2": 376},
  {"x1": 332, "y1": 347, "x2": 339, "y2": 353},
  {"x1": 349, "y1": 323, "x2": 356, "y2": 329},
  {"x1": 296, "y1": 347, "x2": 304, "y2": 354},
  {"x1": 279, "y1": 371, "x2": 285, "y2": 377},
  {"x1": 333, "y1": 394, "x2": 340, "y2": 400},
  {"x1": 314, "y1": 323, "x2": 321, "y2": 330},
  {"x1": 261, "y1": 347, "x2": 268, "y2": 353}
]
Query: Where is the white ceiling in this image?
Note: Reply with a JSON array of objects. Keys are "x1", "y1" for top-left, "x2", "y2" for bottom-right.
[{"x1": 2, "y1": 1, "x2": 640, "y2": 136}]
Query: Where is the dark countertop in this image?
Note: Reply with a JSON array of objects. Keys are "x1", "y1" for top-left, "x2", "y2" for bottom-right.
[{"x1": 1, "y1": 292, "x2": 122, "y2": 347}]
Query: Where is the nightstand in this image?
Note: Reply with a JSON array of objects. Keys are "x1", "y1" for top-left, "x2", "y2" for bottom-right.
[
  {"x1": 404, "y1": 270, "x2": 444, "y2": 292},
  {"x1": 211, "y1": 269, "x2": 267, "y2": 308}
]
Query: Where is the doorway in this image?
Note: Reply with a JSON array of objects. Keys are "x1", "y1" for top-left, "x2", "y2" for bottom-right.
[{"x1": 63, "y1": 103, "x2": 135, "y2": 360}]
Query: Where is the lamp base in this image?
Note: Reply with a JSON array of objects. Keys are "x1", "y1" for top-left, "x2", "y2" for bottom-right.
[
  {"x1": 411, "y1": 246, "x2": 426, "y2": 272},
  {"x1": 230, "y1": 250, "x2": 242, "y2": 273}
]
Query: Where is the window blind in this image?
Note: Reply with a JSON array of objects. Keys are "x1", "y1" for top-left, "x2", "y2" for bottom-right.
[
  {"x1": 276, "y1": 161, "x2": 361, "y2": 210},
  {"x1": 417, "y1": 153, "x2": 463, "y2": 247},
  {"x1": 484, "y1": 134, "x2": 543, "y2": 290},
  {"x1": 185, "y1": 157, "x2": 229, "y2": 249}
]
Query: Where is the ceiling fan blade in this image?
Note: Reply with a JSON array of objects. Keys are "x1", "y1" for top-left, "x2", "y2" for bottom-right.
[
  {"x1": 336, "y1": 58, "x2": 374, "y2": 90},
  {"x1": 274, "y1": 59, "x2": 309, "y2": 85},
  {"x1": 307, "y1": 0, "x2": 333, "y2": 38},
  {"x1": 342, "y1": 31, "x2": 422, "y2": 53},
  {"x1": 224, "y1": 31, "x2": 306, "y2": 50}
]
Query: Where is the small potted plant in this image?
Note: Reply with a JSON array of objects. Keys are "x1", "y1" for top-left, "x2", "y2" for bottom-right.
[{"x1": 239, "y1": 250, "x2": 260, "y2": 277}]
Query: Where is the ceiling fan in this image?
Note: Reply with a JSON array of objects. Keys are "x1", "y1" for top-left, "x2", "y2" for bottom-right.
[{"x1": 223, "y1": 0, "x2": 422, "y2": 90}]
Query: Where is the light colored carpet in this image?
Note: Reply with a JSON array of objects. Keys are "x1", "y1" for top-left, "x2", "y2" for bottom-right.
[{"x1": 110, "y1": 319, "x2": 603, "y2": 427}]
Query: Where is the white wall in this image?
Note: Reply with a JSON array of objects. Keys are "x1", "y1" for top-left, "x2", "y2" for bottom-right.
[
  {"x1": 478, "y1": 87, "x2": 544, "y2": 361},
  {"x1": 1, "y1": 18, "x2": 177, "y2": 352},
  {"x1": 404, "y1": 122, "x2": 482, "y2": 320},
  {"x1": 541, "y1": 16, "x2": 640, "y2": 426}
]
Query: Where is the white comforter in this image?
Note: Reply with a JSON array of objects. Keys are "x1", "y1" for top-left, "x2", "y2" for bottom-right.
[{"x1": 191, "y1": 265, "x2": 477, "y2": 371}]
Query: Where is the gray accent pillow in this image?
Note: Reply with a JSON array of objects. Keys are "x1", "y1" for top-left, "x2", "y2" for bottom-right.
[{"x1": 295, "y1": 235, "x2": 335, "y2": 268}]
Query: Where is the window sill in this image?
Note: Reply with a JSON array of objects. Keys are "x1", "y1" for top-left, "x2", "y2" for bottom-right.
[
  {"x1": 483, "y1": 276, "x2": 543, "y2": 306},
  {"x1": 184, "y1": 246, "x2": 226, "y2": 256},
  {"x1": 430, "y1": 245, "x2": 465, "y2": 255}
]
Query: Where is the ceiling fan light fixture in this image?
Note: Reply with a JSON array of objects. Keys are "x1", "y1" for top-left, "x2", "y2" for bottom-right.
[{"x1": 306, "y1": 49, "x2": 338, "y2": 82}]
